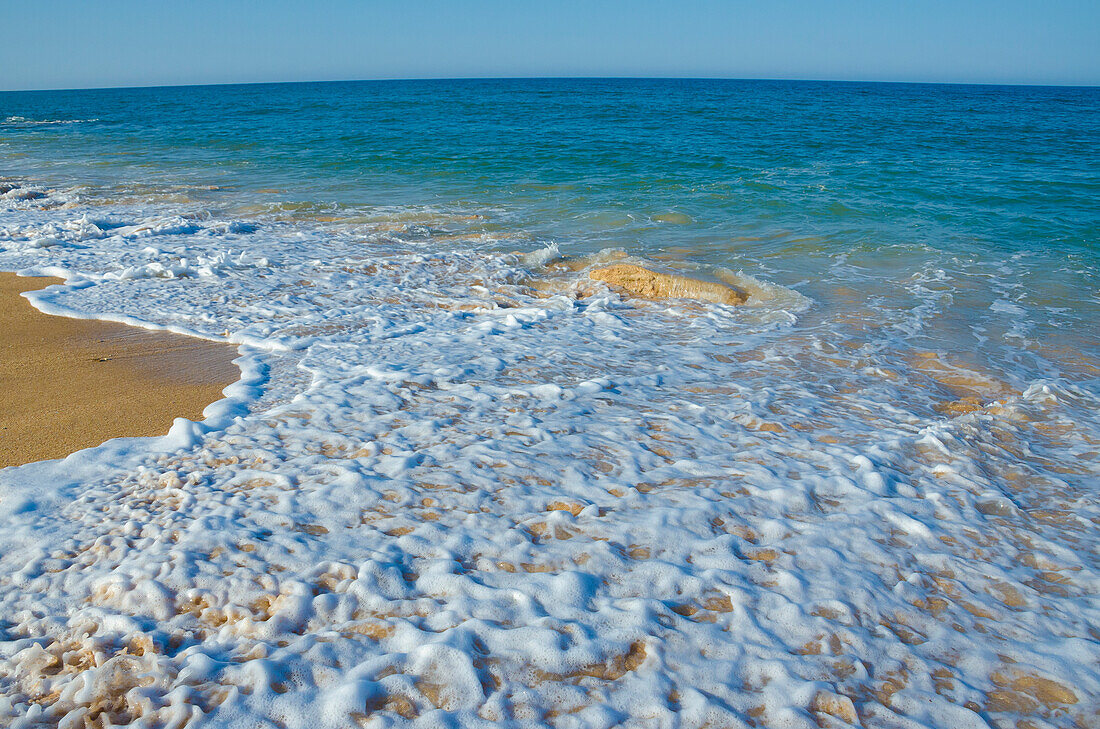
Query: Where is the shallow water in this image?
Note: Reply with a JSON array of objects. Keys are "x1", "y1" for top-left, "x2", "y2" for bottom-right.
[{"x1": 0, "y1": 79, "x2": 1097, "y2": 729}]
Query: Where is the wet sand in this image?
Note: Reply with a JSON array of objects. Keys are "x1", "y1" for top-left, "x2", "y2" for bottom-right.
[
  {"x1": 0, "y1": 273, "x2": 239, "y2": 468},
  {"x1": 589, "y1": 263, "x2": 748, "y2": 305}
]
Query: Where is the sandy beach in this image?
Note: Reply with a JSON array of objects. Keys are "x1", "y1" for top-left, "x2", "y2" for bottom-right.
[{"x1": 0, "y1": 273, "x2": 239, "y2": 468}]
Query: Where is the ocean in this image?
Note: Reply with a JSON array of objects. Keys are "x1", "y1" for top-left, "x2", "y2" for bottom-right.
[{"x1": 0, "y1": 78, "x2": 1097, "y2": 728}]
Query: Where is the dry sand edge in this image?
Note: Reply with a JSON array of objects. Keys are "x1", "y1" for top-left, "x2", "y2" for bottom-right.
[{"x1": 0, "y1": 273, "x2": 240, "y2": 468}]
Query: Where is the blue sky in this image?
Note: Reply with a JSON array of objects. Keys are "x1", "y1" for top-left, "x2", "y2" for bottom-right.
[{"x1": 2, "y1": 0, "x2": 1098, "y2": 91}]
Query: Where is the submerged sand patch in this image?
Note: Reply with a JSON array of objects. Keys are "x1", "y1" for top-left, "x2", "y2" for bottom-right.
[
  {"x1": 589, "y1": 264, "x2": 748, "y2": 305},
  {"x1": 0, "y1": 273, "x2": 239, "y2": 467}
]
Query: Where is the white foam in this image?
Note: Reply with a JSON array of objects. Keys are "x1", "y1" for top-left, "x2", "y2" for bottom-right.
[
  {"x1": 3, "y1": 116, "x2": 99, "y2": 126},
  {"x1": 0, "y1": 181, "x2": 1095, "y2": 728}
]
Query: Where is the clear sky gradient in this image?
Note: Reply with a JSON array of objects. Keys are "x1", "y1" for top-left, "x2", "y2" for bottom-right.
[{"x1": 2, "y1": 0, "x2": 1098, "y2": 91}]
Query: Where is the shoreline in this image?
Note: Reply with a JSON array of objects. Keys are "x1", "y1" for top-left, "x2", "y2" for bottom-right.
[
  {"x1": 0, "y1": 272, "x2": 240, "y2": 468},
  {"x1": 0, "y1": 82, "x2": 1097, "y2": 728}
]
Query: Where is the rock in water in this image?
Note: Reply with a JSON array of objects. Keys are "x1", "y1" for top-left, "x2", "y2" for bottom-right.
[{"x1": 589, "y1": 264, "x2": 748, "y2": 305}]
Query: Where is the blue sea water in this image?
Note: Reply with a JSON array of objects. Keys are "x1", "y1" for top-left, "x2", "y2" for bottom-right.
[
  {"x1": 4, "y1": 79, "x2": 1098, "y2": 251},
  {"x1": 4, "y1": 80, "x2": 1098, "y2": 358},
  {"x1": 0, "y1": 79, "x2": 1098, "y2": 728}
]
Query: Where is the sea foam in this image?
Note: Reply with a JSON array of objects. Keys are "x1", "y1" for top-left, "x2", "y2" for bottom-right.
[{"x1": 0, "y1": 179, "x2": 1095, "y2": 729}]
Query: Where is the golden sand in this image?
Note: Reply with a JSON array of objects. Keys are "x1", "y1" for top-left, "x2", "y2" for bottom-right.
[
  {"x1": 0, "y1": 273, "x2": 239, "y2": 468},
  {"x1": 589, "y1": 264, "x2": 748, "y2": 305}
]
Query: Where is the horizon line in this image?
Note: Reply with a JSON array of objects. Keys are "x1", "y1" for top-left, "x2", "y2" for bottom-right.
[{"x1": 3, "y1": 74, "x2": 1098, "y2": 95}]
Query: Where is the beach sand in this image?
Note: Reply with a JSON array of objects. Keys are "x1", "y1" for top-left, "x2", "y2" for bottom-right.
[
  {"x1": 0, "y1": 273, "x2": 239, "y2": 468},
  {"x1": 589, "y1": 263, "x2": 748, "y2": 305}
]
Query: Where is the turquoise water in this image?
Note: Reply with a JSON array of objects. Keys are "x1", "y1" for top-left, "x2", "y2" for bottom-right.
[
  {"x1": 1, "y1": 80, "x2": 1098, "y2": 728},
  {"x1": 4, "y1": 79, "x2": 1099, "y2": 410},
  {"x1": 4, "y1": 79, "x2": 1098, "y2": 254}
]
